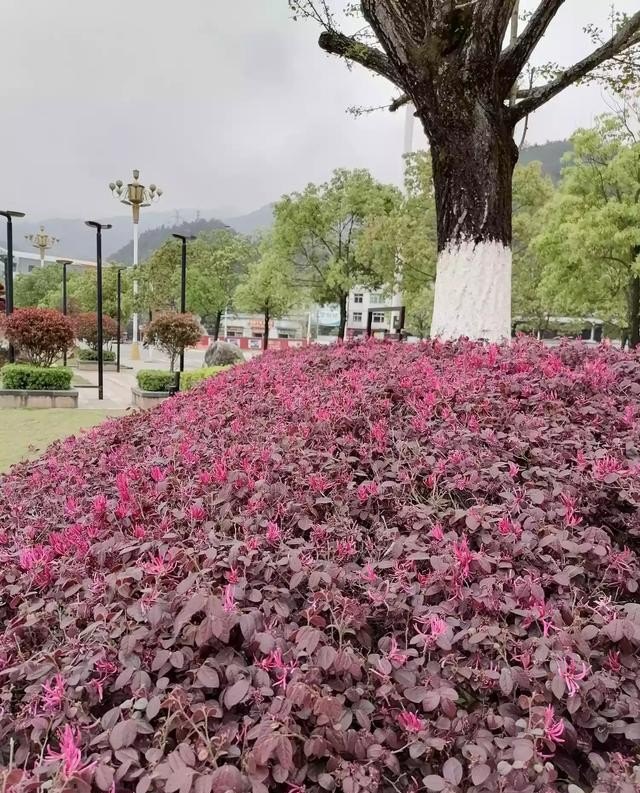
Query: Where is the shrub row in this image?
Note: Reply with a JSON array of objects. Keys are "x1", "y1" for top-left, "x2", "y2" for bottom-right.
[
  {"x1": 179, "y1": 365, "x2": 230, "y2": 390},
  {"x1": 77, "y1": 347, "x2": 116, "y2": 362},
  {"x1": 136, "y1": 367, "x2": 230, "y2": 392},
  {"x1": 0, "y1": 341, "x2": 639, "y2": 792},
  {"x1": 1, "y1": 363, "x2": 73, "y2": 390}
]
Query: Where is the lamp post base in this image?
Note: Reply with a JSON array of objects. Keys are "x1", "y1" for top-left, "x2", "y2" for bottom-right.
[{"x1": 130, "y1": 341, "x2": 141, "y2": 361}]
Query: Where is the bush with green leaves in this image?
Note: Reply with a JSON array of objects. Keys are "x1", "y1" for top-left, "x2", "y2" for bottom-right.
[
  {"x1": 136, "y1": 370, "x2": 178, "y2": 393},
  {"x1": 179, "y1": 366, "x2": 229, "y2": 390},
  {"x1": 1, "y1": 364, "x2": 73, "y2": 391},
  {"x1": 77, "y1": 348, "x2": 116, "y2": 363}
]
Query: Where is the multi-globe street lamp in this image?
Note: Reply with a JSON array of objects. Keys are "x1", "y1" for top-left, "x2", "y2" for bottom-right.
[
  {"x1": 171, "y1": 233, "x2": 196, "y2": 376},
  {"x1": 56, "y1": 258, "x2": 74, "y2": 366},
  {"x1": 109, "y1": 170, "x2": 163, "y2": 360},
  {"x1": 25, "y1": 225, "x2": 59, "y2": 269},
  {"x1": 1, "y1": 209, "x2": 26, "y2": 362},
  {"x1": 85, "y1": 221, "x2": 112, "y2": 401}
]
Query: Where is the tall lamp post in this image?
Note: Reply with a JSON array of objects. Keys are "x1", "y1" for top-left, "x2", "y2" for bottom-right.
[
  {"x1": 25, "y1": 225, "x2": 59, "y2": 268},
  {"x1": 172, "y1": 233, "x2": 196, "y2": 375},
  {"x1": 1, "y1": 210, "x2": 26, "y2": 363},
  {"x1": 109, "y1": 170, "x2": 163, "y2": 361},
  {"x1": 56, "y1": 258, "x2": 74, "y2": 366},
  {"x1": 85, "y1": 221, "x2": 112, "y2": 401}
]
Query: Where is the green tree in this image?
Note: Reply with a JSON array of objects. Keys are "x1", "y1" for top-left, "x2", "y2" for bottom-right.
[
  {"x1": 14, "y1": 264, "x2": 66, "y2": 309},
  {"x1": 535, "y1": 116, "x2": 640, "y2": 346},
  {"x1": 511, "y1": 162, "x2": 555, "y2": 335},
  {"x1": 235, "y1": 244, "x2": 299, "y2": 350},
  {"x1": 290, "y1": 1, "x2": 640, "y2": 340},
  {"x1": 273, "y1": 168, "x2": 400, "y2": 340},
  {"x1": 61, "y1": 265, "x2": 133, "y2": 321},
  {"x1": 138, "y1": 239, "x2": 182, "y2": 315},
  {"x1": 187, "y1": 231, "x2": 257, "y2": 339}
]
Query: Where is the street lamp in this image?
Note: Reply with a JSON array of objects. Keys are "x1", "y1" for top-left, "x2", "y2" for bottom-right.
[
  {"x1": 25, "y1": 225, "x2": 59, "y2": 268},
  {"x1": 172, "y1": 233, "x2": 196, "y2": 376},
  {"x1": 109, "y1": 170, "x2": 163, "y2": 360},
  {"x1": 85, "y1": 221, "x2": 112, "y2": 401},
  {"x1": 1, "y1": 210, "x2": 26, "y2": 363},
  {"x1": 56, "y1": 258, "x2": 74, "y2": 366}
]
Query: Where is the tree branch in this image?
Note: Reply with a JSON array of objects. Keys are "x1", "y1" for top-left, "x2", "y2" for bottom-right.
[
  {"x1": 318, "y1": 30, "x2": 402, "y2": 87},
  {"x1": 389, "y1": 94, "x2": 410, "y2": 112},
  {"x1": 513, "y1": 10, "x2": 640, "y2": 119},
  {"x1": 499, "y1": 0, "x2": 566, "y2": 96}
]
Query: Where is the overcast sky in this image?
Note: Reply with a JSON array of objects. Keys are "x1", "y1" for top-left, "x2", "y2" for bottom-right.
[{"x1": 0, "y1": 0, "x2": 636, "y2": 221}]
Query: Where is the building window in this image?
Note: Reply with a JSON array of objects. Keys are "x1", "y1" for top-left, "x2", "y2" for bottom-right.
[
  {"x1": 226, "y1": 327, "x2": 243, "y2": 337},
  {"x1": 372, "y1": 312, "x2": 386, "y2": 324},
  {"x1": 353, "y1": 293, "x2": 363, "y2": 304},
  {"x1": 352, "y1": 312, "x2": 363, "y2": 323},
  {"x1": 370, "y1": 293, "x2": 383, "y2": 304}
]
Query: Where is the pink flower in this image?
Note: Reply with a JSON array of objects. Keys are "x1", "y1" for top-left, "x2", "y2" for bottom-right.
[
  {"x1": 557, "y1": 656, "x2": 590, "y2": 697},
  {"x1": 361, "y1": 563, "x2": 377, "y2": 582},
  {"x1": 308, "y1": 473, "x2": 331, "y2": 493},
  {"x1": 150, "y1": 466, "x2": 166, "y2": 483},
  {"x1": 508, "y1": 462, "x2": 519, "y2": 478},
  {"x1": 211, "y1": 461, "x2": 228, "y2": 483},
  {"x1": 386, "y1": 638, "x2": 408, "y2": 667},
  {"x1": 336, "y1": 538, "x2": 356, "y2": 560},
  {"x1": 133, "y1": 524, "x2": 146, "y2": 539},
  {"x1": 543, "y1": 705, "x2": 565, "y2": 745},
  {"x1": 414, "y1": 614, "x2": 447, "y2": 647},
  {"x1": 41, "y1": 674, "x2": 65, "y2": 714},
  {"x1": 189, "y1": 503, "x2": 206, "y2": 522},
  {"x1": 559, "y1": 493, "x2": 581, "y2": 527},
  {"x1": 357, "y1": 481, "x2": 379, "y2": 502},
  {"x1": 143, "y1": 553, "x2": 175, "y2": 576},
  {"x1": 46, "y1": 724, "x2": 93, "y2": 780},
  {"x1": 606, "y1": 650, "x2": 621, "y2": 672},
  {"x1": 397, "y1": 710, "x2": 425, "y2": 733},
  {"x1": 452, "y1": 536, "x2": 472, "y2": 578},
  {"x1": 258, "y1": 649, "x2": 297, "y2": 690},
  {"x1": 593, "y1": 456, "x2": 625, "y2": 481},
  {"x1": 265, "y1": 521, "x2": 281, "y2": 545},
  {"x1": 498, "y1": 515, "x2": 521, "y2": 537},
  {"x1": 431, "y1": 522, "x2": 444, "y2": 541},
  {"x1": 222, "y1": 583, "x2": 236, "y2": 613}
]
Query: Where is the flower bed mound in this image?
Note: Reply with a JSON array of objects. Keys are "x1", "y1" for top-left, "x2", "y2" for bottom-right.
[{"x1": 1, "y1": 340, "x2": 639, "y2": 793}]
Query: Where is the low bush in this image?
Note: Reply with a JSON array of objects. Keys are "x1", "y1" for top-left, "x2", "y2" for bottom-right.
[
  {"x1": 2, "y1": 307, "x2": 74, "y2": 366},
  {"x1": 0, "y1": 340, "x2": 639, "y2": 792},
  {"x1": 77, "y1": 347, "x2": 116, "y2": 362},
  {"x1": 179, "y1": 365, "x2": 229, "y2": 390},
  {"x1": 136, "y1": 369, "x2": 178, "y2": 392},
  {"x1": 144, "y1": 313, "x2": 202, "y2": 371},
  {"x1": 1, "y1": 363, "x2": 73, "y2": 390}
]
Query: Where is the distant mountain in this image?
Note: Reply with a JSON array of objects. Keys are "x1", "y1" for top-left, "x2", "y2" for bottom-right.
[
  {"x1": 108, "y1": 217, "x2": 231, "y2": 264},
  {"x1": 519, "y1": 140, "x2": 571, "y2": 182},
  {"x1": 223, "y1": 204, "x2": 274, "y2": 236}
]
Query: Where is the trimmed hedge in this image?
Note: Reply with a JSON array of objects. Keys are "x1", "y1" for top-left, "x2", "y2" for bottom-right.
[
  {"x1": 1, "y1": 363, "x2": 73, "y2": 391},
  {"x1": 136, "y1": 369, "x2": 178, "y2": 392},
  {"x1": 179, "y1": 365, "x2": 229, "y2": 390},
  {"x1": 77, "y1": 348, "x2": 116, "y2": 362}
]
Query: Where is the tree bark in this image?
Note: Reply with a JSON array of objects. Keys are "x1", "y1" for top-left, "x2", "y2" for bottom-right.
[
  {"x1": 338, "y1": 293, "x2": 348, "y2": 342},
  {"x1": 424, "y1": 102, "x2": 518, "y2": 341},
  {"x1": 213, "y1": 310, "x2": 222, "y2": 342},
  {"x1": 629, "y1": 274, "x2": 640, "y2": 349},
  {"x1": 263, "y1": 307, "x2": 270, "y2": 351}
]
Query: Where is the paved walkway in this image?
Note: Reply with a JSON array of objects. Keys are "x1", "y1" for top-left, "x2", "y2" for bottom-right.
[{"x1": 75, "y1": 343, "x2": 209, "y2": 409}]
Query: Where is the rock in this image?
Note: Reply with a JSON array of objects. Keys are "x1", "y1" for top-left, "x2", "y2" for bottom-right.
[{"x1": 204, "y1": 341, "x2": 245, "y2": 367}]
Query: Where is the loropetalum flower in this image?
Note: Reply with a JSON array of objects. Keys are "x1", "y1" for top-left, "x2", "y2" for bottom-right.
[
  {"x1": 46, "y1": 724, "x2": 94, "y2": 779},
  {"x1": 397, "y1": 710, "x2": 425, "y2": 733},
  {"x1": 557, "y1": 656, "x2": 590, "y2": 696},
  {"x1": 222, "y1": 583, "x2": 236, "y2": 613},
  {"x1": 41, "y1": 673, "x2": 66, "y2": 714},
  {"x1": 543, "y1": 705, "x2": 565, "y2": 745}
]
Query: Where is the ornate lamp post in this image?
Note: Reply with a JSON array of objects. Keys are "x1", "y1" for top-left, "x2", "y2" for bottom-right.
[
  {"x1": 1, "y1": 210, "x2": 26, "y2": 362},
  {"x1": 25, "y1": 225, "x2": 59, "y2": 268},
  {"x1": 109, "y1": 170, "x2": 163, "y2": 360}
]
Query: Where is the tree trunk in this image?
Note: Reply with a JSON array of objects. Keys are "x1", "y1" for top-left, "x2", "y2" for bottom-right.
[
  {"x1": 629, "y1": 274, "x2": 640, "y2": 349},
  {"x1": 338, "y1": 293, "x2": 348, "y2": 342},
  {"x1": 213, "y1": 310, "x2": 222, "y2": 342},
  {"x1": 263, "y1": 307, "x2": 270, "y2": 351},
  {"x1": 424, "y1": 104, "x2": 518, "y2": 342}
]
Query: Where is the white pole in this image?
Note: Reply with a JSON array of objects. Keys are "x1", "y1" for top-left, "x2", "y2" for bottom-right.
[
  {"x1": 403, "y1": 102, "x2": 415, "y2": 157},
  {"x1": 306, "y1": 312, "x2": 311, "y2": 344},
  {"x1": 223, "y1": 307, "x2": 228, "y2": 339},
  {"x1": 131, "y1": 220, "x2": 141, "y2": 360},
  {"x1": 40, "y1": 249, "x2": 45, "y2": 268}
]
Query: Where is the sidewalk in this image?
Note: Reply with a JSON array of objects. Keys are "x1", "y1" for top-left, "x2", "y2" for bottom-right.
[{"x1": 75, "y1": 344, "x2": 208, "y2": 409}]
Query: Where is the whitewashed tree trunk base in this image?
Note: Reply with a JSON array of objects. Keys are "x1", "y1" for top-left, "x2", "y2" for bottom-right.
[{"x1": 430, "y1": 239, "x2": 512, "y2": 342}]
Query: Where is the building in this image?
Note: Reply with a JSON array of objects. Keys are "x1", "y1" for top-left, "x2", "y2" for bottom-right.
[{"x1": 0, "y1": 248, "x2": 96, "y2": 276}]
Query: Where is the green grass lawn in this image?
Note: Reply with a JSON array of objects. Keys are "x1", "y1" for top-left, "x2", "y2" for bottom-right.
[{"x1": 0, "y1": 409, "x2": 126, "y2": 473}]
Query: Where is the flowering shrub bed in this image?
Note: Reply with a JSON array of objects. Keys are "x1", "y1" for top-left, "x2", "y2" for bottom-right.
[{"x1": 0, "y1": 340, "x2": 639, "y2": 793}]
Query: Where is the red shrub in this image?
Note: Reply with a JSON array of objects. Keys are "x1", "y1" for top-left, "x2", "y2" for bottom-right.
[
  {"x1": 73, "y1": 312, "x2": 119, "y2": 350},
  {"x1": 144, "y1": 313, "x2": 201, "y2": 371},
  {"x1": 3, "y1": 307, "x2": 74, "y2": 366},
  {"x1": 0, "y1": 340, "x2": 639, "y2": 792}
]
